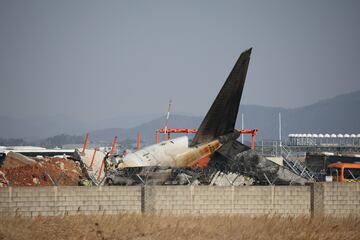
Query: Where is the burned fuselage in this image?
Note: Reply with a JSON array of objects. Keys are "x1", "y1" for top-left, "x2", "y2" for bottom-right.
[{"x1": 118, "y1": 136, "x2": 221, "y2": 169}]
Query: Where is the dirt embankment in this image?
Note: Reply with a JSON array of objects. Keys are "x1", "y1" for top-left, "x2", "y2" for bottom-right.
[{"x1": 0, "y1": 153, "x2": 83, "y2": 187}]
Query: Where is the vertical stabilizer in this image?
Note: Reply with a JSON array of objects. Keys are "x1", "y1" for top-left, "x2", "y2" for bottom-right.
[{"x1": 190, "y1": 48, "x2": 252, "y2": 147}]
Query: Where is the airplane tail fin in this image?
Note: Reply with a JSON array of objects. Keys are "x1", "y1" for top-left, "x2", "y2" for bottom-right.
[{"x1": 190, "y1": 48, "x2": 252, "y2": 147}]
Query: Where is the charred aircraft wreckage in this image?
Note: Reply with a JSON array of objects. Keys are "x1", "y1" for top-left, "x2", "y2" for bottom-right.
[{"x1": 103, "y1": 48, "x2": 310, "y2": 186}]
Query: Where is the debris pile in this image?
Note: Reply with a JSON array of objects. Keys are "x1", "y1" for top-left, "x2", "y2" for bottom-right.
[
  {"x1": 209, "y1": 151, "x2": 309, "y2": 185},
  {"x1": 1, "y1": 151, "x2": 37, "y2": 168},
  {"x1": 210, "y1": 172, "x2": 254, "y2": 186},
  {"x1": 0, "y1": 151, "x2": 84, "y2": 187}
]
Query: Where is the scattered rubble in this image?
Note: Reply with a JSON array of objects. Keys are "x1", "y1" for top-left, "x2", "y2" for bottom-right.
[
  {"x1": 79, "y1": 149, "x2": 106, "y2": 185},
  {"x1": 0, "y1": 152, "x2": 85, "y2": 187},
  {"x1": 210, "y1": 172, "x2": 254, "y2": 186},
  {"x1": 0, "y1": 148, "x2": 310, "y2": 187},
  {"x1": 208, "y1": 151, "x2": 309, "y2": 185},
  {"x1": 2, "y1": 151, "x2": 36, "y2": 168}
]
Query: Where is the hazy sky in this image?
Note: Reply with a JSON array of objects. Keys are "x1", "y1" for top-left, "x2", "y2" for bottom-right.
[{"x1": 1, "y1": 0, "x2": 360, "y2": 121}]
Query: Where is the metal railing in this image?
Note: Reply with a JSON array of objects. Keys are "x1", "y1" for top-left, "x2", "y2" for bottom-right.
[{"x1": 280, "y1": 145, "x2": 317, "y2": 182}]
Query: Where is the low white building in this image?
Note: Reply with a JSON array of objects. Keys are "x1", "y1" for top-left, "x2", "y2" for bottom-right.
[{"x1": 288, "y1": 133, "x2": 360, "y2": 146}]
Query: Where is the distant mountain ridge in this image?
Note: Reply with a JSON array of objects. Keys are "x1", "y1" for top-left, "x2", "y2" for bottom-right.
[
  {"x1": 90, "y1": 90, "x2": 360, "y2": 143},
  {"x1": 0, "y1": 90, "x2": 359, "y2": 143}
]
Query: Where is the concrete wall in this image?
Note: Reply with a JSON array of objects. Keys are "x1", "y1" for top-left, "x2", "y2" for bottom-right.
[
  {"x1": 144, "y1": 186, "x2": 310, "y2": 216},
  {"x1": 311, "y1": 182, "x2": 360, "y2": 216},
  {"x1": 0, "y1": 186, "x2": 141, "y2": 217},
  {"x1": 0, "y1": 183, "x2": 359, "y2": 217}
]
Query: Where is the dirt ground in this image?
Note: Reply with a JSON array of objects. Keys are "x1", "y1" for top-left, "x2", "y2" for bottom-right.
[
  {"x1": 0, "y1": 157, "x2": 83, "y2": 186},
  {"x1": 0, "y1": 214, "x2": 359, "y2": 240}
]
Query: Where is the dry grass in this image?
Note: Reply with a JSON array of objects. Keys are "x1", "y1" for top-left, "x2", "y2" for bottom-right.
[{"x1": 0, "y1": 214, "x2": 359, "y2": 240}]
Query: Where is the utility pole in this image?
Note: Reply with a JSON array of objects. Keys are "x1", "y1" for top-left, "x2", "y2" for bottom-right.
[
  {"x1": 163, "y1": 97, "x2": 172, "y2": 140},
  {"x1": 279, "y1": 112, "x2": 282, "y2": 147}
]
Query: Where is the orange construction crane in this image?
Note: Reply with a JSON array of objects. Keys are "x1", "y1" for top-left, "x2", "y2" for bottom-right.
[
  {"x1": 237, "y1": 128, "x2": 258, "y2": 151},
  {"x1": 156, "y1": 128, "x2": 198, "y2": 143},
  {"x1": 155, "y1": 128, "x2": 258, "y2": 150}
]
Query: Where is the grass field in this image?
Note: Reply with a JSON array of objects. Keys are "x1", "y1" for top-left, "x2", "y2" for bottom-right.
[{"x1": 0, "y1": 214, "x2": 359, "y2": 240}]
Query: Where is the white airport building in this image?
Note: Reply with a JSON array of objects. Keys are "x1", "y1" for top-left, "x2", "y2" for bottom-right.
[{"x1": 288, "y1": 133, "x2": 360, "y2": 146}]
